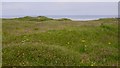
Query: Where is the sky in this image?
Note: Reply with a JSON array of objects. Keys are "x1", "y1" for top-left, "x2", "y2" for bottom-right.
[
  {"x1": 2, "y1": 2, "x2": 118, "y2": 17},
  {"x1": 2, "y1": 0, "x2": 120, "y2": 2}
]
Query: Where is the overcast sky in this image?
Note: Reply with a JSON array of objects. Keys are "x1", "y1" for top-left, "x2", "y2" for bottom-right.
[
  {"x1": 2, "y1": 0, "x2": 120, "y2": 2},
  {"x1": 2, "y1": 2, "x2": 118, "y2": 17}
]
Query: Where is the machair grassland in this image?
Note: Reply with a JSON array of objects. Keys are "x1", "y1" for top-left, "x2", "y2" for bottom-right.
[{"x1": 2, "y1": 16, "x2": 119, "y2": 66}]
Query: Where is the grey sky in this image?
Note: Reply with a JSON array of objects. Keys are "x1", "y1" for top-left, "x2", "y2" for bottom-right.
[
  {"x1": 2, "y1": 2, "x2": 118, "y2": 17},
  {"x1": 2, "y1": 0, "x2": 120, "y2": 2}
]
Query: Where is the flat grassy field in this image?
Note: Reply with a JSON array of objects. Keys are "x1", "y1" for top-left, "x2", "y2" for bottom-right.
[{"x1": 2, "y1": 16, "x2": 118, "y2": 66}]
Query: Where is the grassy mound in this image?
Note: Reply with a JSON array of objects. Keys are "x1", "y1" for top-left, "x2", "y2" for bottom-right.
[{"x1": 14, "y1": 16, "x2": 54, "y2": 21}]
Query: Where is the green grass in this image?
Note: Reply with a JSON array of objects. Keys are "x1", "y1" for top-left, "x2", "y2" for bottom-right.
[{"x1": 2, "y1": 17, "x2": 118, "y2": 66}]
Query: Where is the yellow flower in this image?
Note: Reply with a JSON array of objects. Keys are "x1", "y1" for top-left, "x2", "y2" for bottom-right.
[
  {"x1": 85, "y1": 45, "x2": 87, "y2": 47},
  {"x1": 91, "y1": 64, "x2": 94, "y2": 66},
  {"x1": 23, "y1": 53, "x2": 25, "y2": 56},
  {"x1": 81, "y1": 40, "x2": 85, "y2": 43},
  {"x1": 91, "y1": 62, "x2": 96, "y2": 66},
  {"x1": 23, "y1": 36, "x2": 27, "y2": 38},
  {"x1": 108, "y1": 42, "x2": 111, "y2": 45},
  {"x1": 67, "y1": 42, "x2": 70, "y2": 44}
]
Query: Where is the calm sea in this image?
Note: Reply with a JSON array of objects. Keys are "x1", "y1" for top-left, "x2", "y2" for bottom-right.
[
  {"x1": 46, "y1": 15, "x2": 117, "y2": 21},
  {"x1": 2, "y1": 15, "x2": 117, "y2": 21}
]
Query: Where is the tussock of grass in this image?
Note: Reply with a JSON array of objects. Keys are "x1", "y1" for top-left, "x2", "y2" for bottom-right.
[
  {"x1": 2, "y1": 17, "x2": 118, "y2": 66},
  {"x1": 56, "y1": 18, "x2": 72, "y2": 21}
]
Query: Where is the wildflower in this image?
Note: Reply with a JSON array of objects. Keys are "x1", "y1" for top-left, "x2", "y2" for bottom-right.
[
  {"x1": 67, "y1": 42, "x2": 70, "y2": 44},
  {"x1": 84, "y1": 45, "x2": 87, "y2": 47},
  {"x1": 91, "y1": 62, "x2": 96, "y2": 66},
  {"x1": 108, "y1": 42, "x2": 111, "y2": 45},
  {"x1": 91, "y1": 64, "x2": 94, "y2": 66},
  {"x1": 81, "y1": 39, "x2": 85, "y2": 43},
  {"x1": 23, "y1": 53, "x2": 25, "y2": 55},
  {"x1": 23, "y1": 35, "x2": 27, "y2": 38},
  {"x1": 55, "y1": 61, "x2": 58, "y2": 63},
  {"x1": 21, "y1": 40, "x2": 25, "y2": 43},
  {"x1": 22, "y1": 62, "x2": 25, "y2": 65},
  {"x1": 26, "y1": 39, "x2": 29, "y2": 41}
]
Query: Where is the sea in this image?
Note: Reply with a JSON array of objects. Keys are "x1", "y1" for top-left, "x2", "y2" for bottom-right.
[{"x1": 2, "y1": 15, "x2": 118, "y2": 21}]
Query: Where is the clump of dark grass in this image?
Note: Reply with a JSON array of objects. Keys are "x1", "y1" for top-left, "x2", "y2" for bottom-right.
[
  {"x1": 56, "y1": 18, "x2": 72, "y2": 21},
  {"x1": 34, "y1": 28, "x2": 39, "y2": 30},
  {"x1": 36, "y1": 16, "x2": 53, "y2": 21}
]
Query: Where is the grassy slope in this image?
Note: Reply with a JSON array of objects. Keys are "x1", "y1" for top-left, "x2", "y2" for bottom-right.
[{"x1": 2, "y1": 18, "x2": 118, "y2": 66}]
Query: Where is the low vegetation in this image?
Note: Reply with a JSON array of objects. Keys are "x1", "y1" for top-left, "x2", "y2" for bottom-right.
[
  {"x1": 14, "y1": 16, "x2": 53, "y2": 21},
  {"x1": 2, "y1": 16, "x2": 119, "y2": 66}
]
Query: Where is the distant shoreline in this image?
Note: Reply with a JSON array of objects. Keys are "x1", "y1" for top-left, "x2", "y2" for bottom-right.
[
  {"x1": 52, "y1": 18, "x2": 100, "y2": 21},
  {"x1": 2, "y1": 15, "x2": 117, "y2": 21}
]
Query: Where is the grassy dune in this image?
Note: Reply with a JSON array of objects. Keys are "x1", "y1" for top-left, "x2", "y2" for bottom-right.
[{"x1": 2, "y1": 16, "x2": 118, "y2": 66}]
